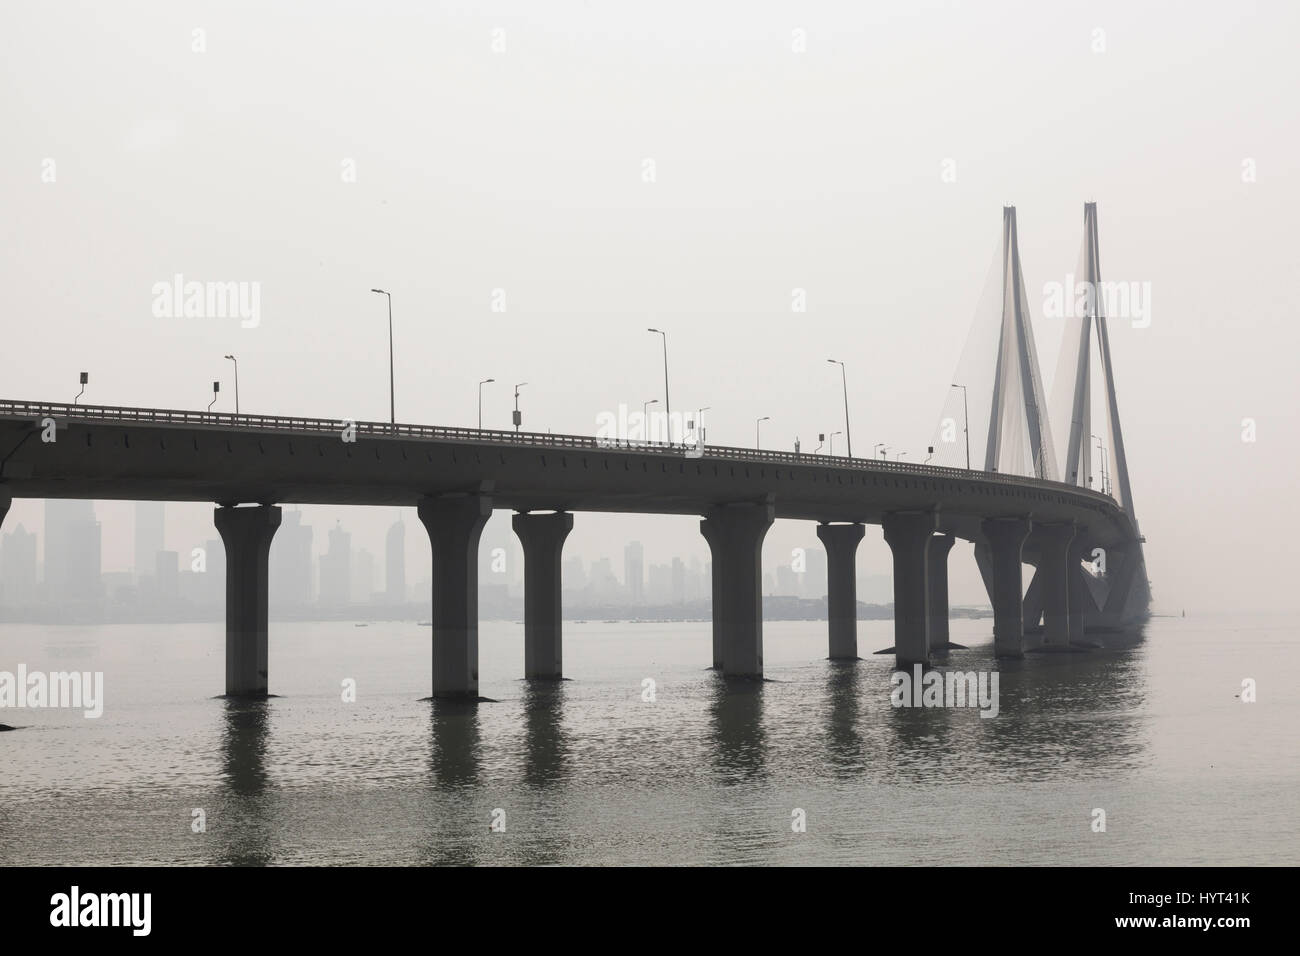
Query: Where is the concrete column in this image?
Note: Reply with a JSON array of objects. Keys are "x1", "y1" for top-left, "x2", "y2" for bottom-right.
[
  {"x1": 512, "y1": 511, "x2": 573, "y2": 680},
  {"x1": 817, "y1": 522, "x2": 864, "y2": 660},
  {"x1": 1036, "y1": 522, "x2": 1076, "y2": 647},
  {"x1": 981, "y1": 516, "x2": 1033, "y2": 658},
  {"x1": 1068, "y1": 531, "x2": 1094, "y2": 642},
  {"x1": 700, "y1": 522, "x2": 727, "y2": 669},
  {"x1": 418, "y1": 494, "x2": 492, "y2": 699},
  {"x1": 214, "y1": 504, "x2": 282, "y2": 697},
  {"x1": 927, "y1": 533, "x2": 956, "y2": 649},
  {"x1": 700, "y1": 500, "x2": 775, "y2": 678},
  {"x1": 882, "y1": 511, "x2": 938, "y2": 668}
]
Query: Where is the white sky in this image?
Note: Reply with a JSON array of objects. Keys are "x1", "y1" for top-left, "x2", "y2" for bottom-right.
[{"x1": 3, "y1": 1, "x2": 1297, "y2": 611}]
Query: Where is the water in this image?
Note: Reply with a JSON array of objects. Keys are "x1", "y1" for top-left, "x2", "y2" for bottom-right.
[{"x1": 1, "y1": 615, "x2": 1296, "y2": 865}]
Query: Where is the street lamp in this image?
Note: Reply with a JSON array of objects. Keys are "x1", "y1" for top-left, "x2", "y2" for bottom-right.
[
  {"x1": 878, "y1": 445, "x2": 889, "y2": 459},
  {"x1": 478, "y1": 378, "x2": 495, "y2": 430},
  {"x1": 1092, "y1": 434, "x2": 1110, "y2": 495},
  {"x1": 827, "y1": 359, "x2": 852, "y2": 457},
  {"x1": 208, "y1": 381, "x2": 220, "y2": 412},
  {"x1": 513, "y1": 382, "x2": 527, "y2": 432},
  {"x1": 695, "y1": 406, "x2": 711, "y2": 445},
  {"x1": 370, "y1": 289, "x2": 395, "y2": 426},
  {"x1": 224, "y1": 355, "x2": 239, "y2": 413},
  {"x1": 643, "y1": 398, "x2": 659, "y2": 441},
  {"x1": 756, "y1": 416, "x2": 770, "y2": 449},
  {"x1": 647, "y1": 328, "x2": 671, "y2": 442},
  {"x1": 830, "y1": 430, "x2": 843, "y2": 455},
  {"x1": 73, "y1": 371, "x2": 88, "y2": 405},
  {"x1": 951, "y1": 383, "x2": 970, "y2": 470},
  {"x1": 896, "y1": 451, "x2": 908, "y2": 461},
  {"x1": 874, "y1": 442, "x2": 886, "y2": 458}
]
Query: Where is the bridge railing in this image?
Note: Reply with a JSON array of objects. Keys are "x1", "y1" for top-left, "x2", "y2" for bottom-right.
[{"x1": 0, "y1": 398, "x2": 1119, "y2": 507}]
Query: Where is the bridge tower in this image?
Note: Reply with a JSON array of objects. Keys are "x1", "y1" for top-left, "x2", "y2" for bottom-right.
[{"x1": 985, "y1": 206, "x2": 1057, "y2": 481}]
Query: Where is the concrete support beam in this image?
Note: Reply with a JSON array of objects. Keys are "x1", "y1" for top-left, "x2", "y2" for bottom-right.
[
  {"x1": 705, "y1": 549, "x2": 725, "y2": 669},
  {"x1": 214, "y1": 504, "x2": 282, "y2": 697},
  {"x1": 700, "y1": 499, "x2": 775, "y2": 678},
  {"x1": 1036, "y1": 522, "x2": 1076, "y2": 647},
  {"x1": 1068, "y1": 532, "x2": 1095, "y2": 641},
  {"x1": 981, "y1": 516, "x2": 1033, "y2": 658},
  {"x1": 816, "y1": 522, "x2": 865, "y2": 660},
  {"x1": 882, "y1": 510, "x2": 939, "y2": 668},
  {"x1": 512, "y1": 511, "x2": 573, "y2": 680},
  {"x1": 418, "y1": 493, "x2": 492, "y2": 699},
  {"x1": 927, "y1": 534, "x2": 956, "y2": 649}
]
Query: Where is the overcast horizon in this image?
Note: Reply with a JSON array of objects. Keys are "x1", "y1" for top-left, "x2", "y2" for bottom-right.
[{"x1": 4, "y1": 1, "x2": 1298, "y2": 612}]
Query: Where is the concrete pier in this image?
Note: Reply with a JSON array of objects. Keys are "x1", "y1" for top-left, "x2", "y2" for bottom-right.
[
  {"x1": 700, "y1": 499, "x2": 775, "y2": 678},
  {"x1": 981, "y1": 516, "x2": 1033, "y2": 658},
  {"x1": 214, "y1": 504, "x2": 282, "y2": 697},
  {"x1": 512, "y1": 511, "x2": 573, "y2": 680},
  {"x1": 418, "y1": 493, "x2": 492, "y2": 699},
  {"x1": 816, "y1": 522, "x2": 865, "y2": 660},
  {"x1": 882, "y1": 510, "x2": 938, "y2": 667},
  {"x1": 927, "y1": 533, "x2": 956, "y2": 649},
  {"x1": 1068, "y1": 531, "x2": 1095, "y2": 641},
  {"x1": 1036, "y1": 522, "x2": 1076, "y2": 647}
]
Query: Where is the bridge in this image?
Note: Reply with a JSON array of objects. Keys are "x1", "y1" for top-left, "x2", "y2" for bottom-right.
[{"x1": 0, "y1": 202, "x2": 1150, "y2": 699}]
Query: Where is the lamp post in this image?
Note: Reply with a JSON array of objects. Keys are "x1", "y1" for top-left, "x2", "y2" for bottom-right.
[
  {"x1": 647, "y1": 328, "x2": 671, "y2": 442},
  {"x1": 756, "y1": 416, "x2": 770, "y2": 449},
  {"x1": 208, "y1": 381, "x2": 220, "y2": 412},
  {"x1": 827, "y1": 358, "x2": 852, "y2": 457},
  {"x1": 696, "y1": 406, "x2": 711, "y2": 445},
  {"x1": 73, "y1": 371, "x2": 88, "y2": 405},
  {"x1": 224, "y1": 355, "x2": 239, "y2": 413},
  {"x1": 478, "y1": 379, "x2": 494, "y2": 430},
  {"x1": 1092, "y1": 434, "x2": 1109, "y2": 495},
  {"x1": 896, "y1": 451, "x2": 908, "y2": 462},
  {"x1": 951, "y1": 383, "x2": 970, "y2": 470},
  {"x1": 513, "y1": 382, "x2": 527, "y2": 432},
  {"x1": 874, "y1": 442, "x2": 886, "y2": 458},
  {"x1": 370, "y1": 289, "x2": 395, "y2": 426},
  {"x1": 643, "y1": 398, "x2": 659, "y2": 441},
  {"x1": 830, "y1": 430, "x2": 843, "y2": 455}
]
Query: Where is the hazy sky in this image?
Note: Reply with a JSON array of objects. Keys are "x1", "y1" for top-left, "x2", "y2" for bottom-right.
[{"x1": 3, "y1": 1, "x2": 1297, "y2": 610}]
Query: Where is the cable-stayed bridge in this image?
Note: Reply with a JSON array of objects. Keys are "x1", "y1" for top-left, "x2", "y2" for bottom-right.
[{"x1": 0, "y1": 203, "x2": 1149, "y2": 699}]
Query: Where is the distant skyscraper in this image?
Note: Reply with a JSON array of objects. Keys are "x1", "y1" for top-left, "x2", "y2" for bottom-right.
[
  {"x1": 353, "y1": 548, "x2": 375, "y2": 603},
  {"x1": 1, "y1": 523, "x2": 38, "y2": 607},
  {"x1": 43, "y1": 499, "x2": 100, "y2": 603},
  {"x1": 134, "y1": 501, "x2": 164, "y2": 582},
  {"x1": 155, "y1": 550, "x2": 180, "y2": 601},
  {"x1": 803, "y1": 546, "x2": 827, "y2": 600},
  {"x1": 624, "y1": 541, "x2": 644, "y2": 603},
  {"x1": 319, "y1": 522, "x2": 352, "y2": 605},
  {"x1": 385, "y1": 519, "x2": 406, "y2": 603},
  {"x1": 671, "y1": 557, "x2": 685, "y2": 604},
  {"x1": 270, "y1": 510, "x2": 314, "y2": 607},
  {"x1": 563, "y1": 554, "x2": 587, "y2": 592}
]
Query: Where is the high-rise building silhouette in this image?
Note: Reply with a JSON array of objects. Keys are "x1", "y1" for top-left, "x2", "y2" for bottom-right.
[
  {"x1": 385, "y1": 518, "x2": 406, "y2": 604},
  {"x1": 319, "y1": 522, "x2": 352, "y2": 606},
  {"x1": 1, "y1": 523, "x2": 38, "y2": 607},
  {"x1": 270, "y1": 510, "x2": 313, "y2": 607},
  {"x1": 624, "y1": 541, "x2": 644, "y2": 603},
  {"x1": 43, "y1": 499, "x2": 100, "y2": 603},
  {"x1": 353, "y1": 548, "x2": 375, "y2": 603},
  {"x1": 134, "y1": 501, "x2": 164, "y2": 583},
  {"x1": 671, "y1": 557, "x2": 685, "y2": 604}
]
